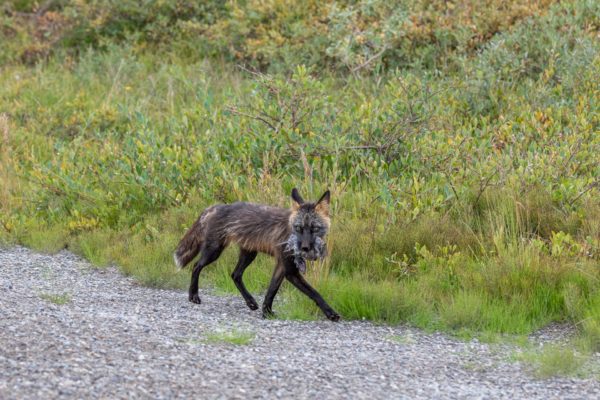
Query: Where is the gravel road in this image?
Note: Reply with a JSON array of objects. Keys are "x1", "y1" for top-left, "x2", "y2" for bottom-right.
[{"x1": 1, "y1": 246, "x2": 598, "y2": 399}]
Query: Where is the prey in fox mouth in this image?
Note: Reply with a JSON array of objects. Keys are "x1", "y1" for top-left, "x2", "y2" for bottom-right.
[{"x1": 286, "y1": 231, "x2": 327, "y2": 273}]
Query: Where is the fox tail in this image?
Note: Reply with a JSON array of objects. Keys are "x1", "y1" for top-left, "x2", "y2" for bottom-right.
[{"x1": 173, "y1": 217, "x2": 204, "y2": 268}]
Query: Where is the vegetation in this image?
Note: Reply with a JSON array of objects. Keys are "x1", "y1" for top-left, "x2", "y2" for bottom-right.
[
  {"x1": 204, "y1": 328, "x2": 255, "y2": 346},
  {"x1": 39, "y1": 292, "x2": 72, "y2": 305},
  {"x1": 513, "y1": 344, "x2": 593, "y2": 378},
  {"x1": 1, "y1": 0, "x2": 599, "y2": 354}
]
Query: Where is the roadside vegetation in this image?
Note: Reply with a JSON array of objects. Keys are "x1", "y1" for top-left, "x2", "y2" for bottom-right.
[
  {"x1": 1, "y1": 0, "x2": 599, "y2": 358},
  {"x1": 39, "y1": 292, "x2": 71, "y2": 305},
  {"x1": 204, "y1": 328, "x2": 255, "y2": 346}
]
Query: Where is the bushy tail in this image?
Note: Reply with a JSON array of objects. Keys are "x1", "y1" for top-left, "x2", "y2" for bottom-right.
[{"x1": 173, "y1": 217, "x2": 204, "y2": 268}]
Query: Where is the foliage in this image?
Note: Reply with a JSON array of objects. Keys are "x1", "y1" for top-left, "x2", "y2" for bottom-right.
[{"x1": 1, "y1": 0, "x2": 561, "y2": 71}]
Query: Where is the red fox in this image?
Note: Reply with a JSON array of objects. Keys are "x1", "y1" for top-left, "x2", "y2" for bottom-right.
[{"x1": 174, "y1": 189, "x2": 340, "y2": 321}]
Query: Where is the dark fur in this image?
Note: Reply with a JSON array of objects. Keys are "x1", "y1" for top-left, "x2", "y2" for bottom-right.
[{"x1": 174, "y1": 189, "x2": 339, "y2": 321}]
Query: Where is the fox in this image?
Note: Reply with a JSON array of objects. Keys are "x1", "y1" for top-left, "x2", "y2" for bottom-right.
[{"x1": 173, "y1": 188, "x2": 340, "y2": 321}]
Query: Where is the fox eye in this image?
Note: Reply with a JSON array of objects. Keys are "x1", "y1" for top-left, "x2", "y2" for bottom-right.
[
  {"x1": 310, "y1": 224, "x2": 323, "y2": 233},
  {"x1": 294, "y1": 225, "x2": 302, "y2": 233}
]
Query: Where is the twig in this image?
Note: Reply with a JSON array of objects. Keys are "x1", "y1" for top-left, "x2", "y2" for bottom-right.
[
  {"x1": 36, "y1": 0, "x2": 57, "y2": 16},
  {"x1": 443, "y1": 171, "x2": 460, "y2": 202},
  {"x1": 235, "y1": 64, "x2": 267, "y2": 79},
  {"x1": 307, "y1": 144, "x2": 395, "y2": 158},
  {"x1": 568, "y1": 180, "x2": 600, "y2": 207},
  {"x1": 351, "y1": 46, "x2": 389, "y2": 73},
  {"x1": 474, "y1": 169, "x2": 499, "y2": 206},
  {"x1": 225, "y1": 106, "x2": 278, "y2": 132},
  {"x1": 11, "y1": 2, "x2": 56, "y2": 18}
]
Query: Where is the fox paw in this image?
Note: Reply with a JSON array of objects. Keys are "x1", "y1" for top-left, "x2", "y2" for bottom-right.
[
  {"x1": 326, "y1": 310, "x2": 340, "y2": 322},
  {"x1": 188, "y1": 293, "x2": 201, "y2": 304},
  {"x1": 246, "y1": 300, "x2": 259, "y2": 311}
]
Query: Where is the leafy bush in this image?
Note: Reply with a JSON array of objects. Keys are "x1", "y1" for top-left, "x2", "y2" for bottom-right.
[{"x1": 1, "y1": 0, "x2": 557, "y2": 71}]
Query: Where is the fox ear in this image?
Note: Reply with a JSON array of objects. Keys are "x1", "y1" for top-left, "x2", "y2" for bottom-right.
[
  {"x1": 291, "y1": 188, "x2": 304, "y2": 211},
  {"x1": 315, "y1": 190, "x2": 330, "y2": 216}
]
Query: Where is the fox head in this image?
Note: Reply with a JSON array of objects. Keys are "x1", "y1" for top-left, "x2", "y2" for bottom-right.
[{"x1": 287, "y1": 188, "x2": 331, "y2": 269}]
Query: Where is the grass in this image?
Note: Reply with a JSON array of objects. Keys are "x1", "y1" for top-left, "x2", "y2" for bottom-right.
[
  {"x1": 514, "y1": 344, "x2": 590, "y2": 379},
  {"x1": 204, "y1": 328, "x2": 255, "y2": 346},
  {"x1": 9, "y1": 194, "x2": 600, "y2": 337},
  {"x1": 387, "y1": 334, "x2": 417, "y2": 345},
  {"x1": 39, "y1": 292, "x2": 72, "y2": 305}
]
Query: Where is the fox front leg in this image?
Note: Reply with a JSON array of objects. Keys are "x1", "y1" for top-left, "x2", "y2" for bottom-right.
[
  {"x1": 262, "y1": 261, "x2": 285, "y2": 318},
  {"x1": 286, "y1": 270, "x2": 340, "y2": 322}
]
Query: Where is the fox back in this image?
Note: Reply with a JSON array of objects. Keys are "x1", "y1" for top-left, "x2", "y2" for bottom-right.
[{"x1": 174, "y1": 189, "x2": 331, "y2": 268}]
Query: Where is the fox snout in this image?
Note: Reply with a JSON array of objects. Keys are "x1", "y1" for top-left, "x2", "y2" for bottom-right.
[
  {"x1": 291, "y1": 235, "x2": 316, "y2": 260},
  {"x1": 298, "y1": 235, "x2": 312, "y2": 256},
  {"x1": 298, "y1": 236, "x2": 326, "y2": 260}
]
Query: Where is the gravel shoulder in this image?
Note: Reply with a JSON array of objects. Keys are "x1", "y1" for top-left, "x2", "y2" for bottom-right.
[{"x1": 1, "y1": 246, "x2": 598, "y2": 399}]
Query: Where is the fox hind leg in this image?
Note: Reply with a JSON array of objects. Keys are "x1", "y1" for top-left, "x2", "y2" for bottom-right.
[
  {"x1": 189, "y1": 243, "x2": 224, "y2": 304},
  {"x1": 231, "y1": 249, "x2": 259, "y2": 310}
]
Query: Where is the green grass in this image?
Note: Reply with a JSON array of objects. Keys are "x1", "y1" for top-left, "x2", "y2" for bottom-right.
[
  {"x1": 204, "y1": 329, "x2": 255, "y2": 346},
  {"x1": 387, "y1": 334, "x2": 417, "y2": 345},
  {"x1": 39, "y1": 292, "x2": 72, "y2": 305},
  {"x1": 515, "y1": 345, "x2": 589, "y2": 379}
]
